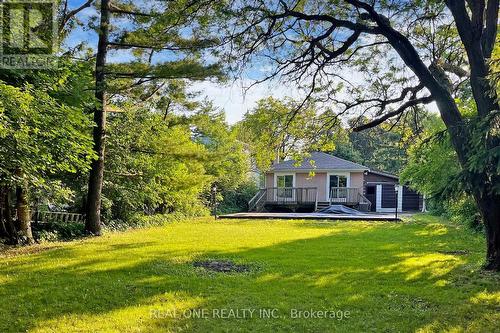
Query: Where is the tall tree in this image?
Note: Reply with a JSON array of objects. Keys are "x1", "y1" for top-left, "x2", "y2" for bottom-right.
[
  {"x1": 225, "y1": 1, "x2": 500, "y2": 269},
  {"x1": 86, "y1": 0, "x2": 110, "y2": 235},
  {"x1": 84, "y1": 0, "x2": 223, "y2": 233}
]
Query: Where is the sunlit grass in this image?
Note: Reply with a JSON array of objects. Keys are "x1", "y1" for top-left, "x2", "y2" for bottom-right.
[{"x1": 1, "y1": 215, "x2": 498, "y2": 332}]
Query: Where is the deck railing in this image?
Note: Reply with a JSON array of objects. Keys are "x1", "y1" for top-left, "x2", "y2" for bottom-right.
[
  {"x1": 248, "y1": 187, "x2": 318, "y2": 211},
  {"x1": 249, "y1": 187, "x2": 372, "y2": 212},
  {"x1": 358, "y1": 193, "x2": 372, "y2": 212},
  {"x1": 248, "y1": 189, "x2": 267, "y2": 212},
  {"x1": 265, "y1": 187, "x2": 318, "y2": 205},
  {"x1": 329, "y1": 187, "x2": 372, "y2": 211},
  {"x1": 329, "y1": 187, "x2": 361, "y2": 204}
]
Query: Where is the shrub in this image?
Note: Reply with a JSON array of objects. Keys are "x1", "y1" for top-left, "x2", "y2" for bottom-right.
[
  {"x1": 448, "y1": 195, "x2": 483, "y2": 232},
  {"x1": 421, "y1": 195, "x2": 482, "y2": 232},
  {"x1": 218, "y1": 181, "x2": 258, "y2": 214},
  {"x1": 103, "y1": 211, "x2": 205, "y2": 232},
  {"x1": 33, "y1": 222, "x2": 86, "y2": 242}
]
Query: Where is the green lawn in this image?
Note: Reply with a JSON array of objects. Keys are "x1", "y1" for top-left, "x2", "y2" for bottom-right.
[{"x1": 1, "y1": 215, "x2": 499, "y2": 332}]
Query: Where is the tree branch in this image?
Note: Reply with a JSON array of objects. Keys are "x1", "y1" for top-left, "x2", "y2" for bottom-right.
[
  {"x1": 482, "y1": 0, "x2": 499, "y2": 58},
  {"x1": 108, "y1": 3, "x2": 155, "y2": 17},
  {"x1": 108, "y1": 42, "x2": 214, "y2": 51},
  {"x1": 466, "y1": 0, "x2": 485, "y2": 40},
  {"x1": 272, "y1": 8, "x2": 381, "y2": 35},
  {"x1": 347, "y1": 0, "x2": 465, "y2": 130},
  {"x1": 104, "y1": 72, "x2": 217, "y2": 80},
  {"x1": 59, "y1": 0, "x2": 93, "y2": 32},
  {"x1": 446, "y1": 0, "x2": 499, "y2": 116},
  {"x1": 353, "y1": 96, "x2": 434, "y2": 131},
  {"x1": 440, "y1": 62, "x2": 469, "y2": 77}
]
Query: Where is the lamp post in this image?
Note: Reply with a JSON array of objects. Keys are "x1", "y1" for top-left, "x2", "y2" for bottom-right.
[
  {"x1": 394, "y1": 184, "x2": 399, "y2": 221},
  {"x1": 211, "y1": 184, "x2": 218, "y2": 220}
]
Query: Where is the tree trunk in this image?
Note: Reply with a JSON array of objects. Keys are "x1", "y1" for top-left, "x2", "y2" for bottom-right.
[
  {"x1": 15, "y1": 180, "x2": 34, "y2": 245},
  {"x1": 433, "y1": 92, "x2": 500, "y2": 272},
  {"x1": 0, "y1": 186, "x2": 17, "y2": 244},
  {"x1": 371, "y1": 8, "x2": 500, "y2": 270},
  {"x1": 0, "y1": 185, "x2": 15, "y2": 241},
  {"x1": 473, "y1": 192, "x2": 500, "y2": 270},
  {"x1": 85, "y1": 0, "x2": 110, "y2": 235},
  {"x1": 0, "y1": 186, "x2": 7, "y2": 238}
]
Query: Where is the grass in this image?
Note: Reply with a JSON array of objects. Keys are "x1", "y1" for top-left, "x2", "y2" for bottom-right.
[{"x1": 1, "y1": 214, "x2": 499, "y2": 332}]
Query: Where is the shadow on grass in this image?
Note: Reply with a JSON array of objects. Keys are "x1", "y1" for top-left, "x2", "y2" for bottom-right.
[{"x1": 0, "y1": 220, "x2": 498, "y2": 332}]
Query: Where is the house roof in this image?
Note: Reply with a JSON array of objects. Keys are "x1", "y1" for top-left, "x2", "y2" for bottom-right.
[
  {"x1": 367, "y1": 169, "x2": 399, "y2": 180},
  {"x1": 269, "y1": 152, "x2": 369, "y2": 172}
]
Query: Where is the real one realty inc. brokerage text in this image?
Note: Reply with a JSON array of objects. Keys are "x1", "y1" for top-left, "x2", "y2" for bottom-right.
[{"x1": 150, "y1": 308, "x2": 351, "y2": 320}]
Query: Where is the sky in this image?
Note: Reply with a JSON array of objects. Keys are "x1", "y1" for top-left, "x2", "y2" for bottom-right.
[{"x1": 188, "y1": 79, "x2": 303, "y2": 124}]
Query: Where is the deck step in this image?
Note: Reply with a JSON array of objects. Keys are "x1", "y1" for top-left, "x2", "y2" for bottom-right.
[{"x1": 316, "y1": 202, "x2": 330, "y2": 210}]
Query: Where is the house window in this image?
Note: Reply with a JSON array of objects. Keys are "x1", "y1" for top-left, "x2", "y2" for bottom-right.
[
  {"x1": 277, "y1": 175, "x2": 293, "y2": 198},
  {"x1": 329, "y1": 175, "x2": 348, "y2": 198},
  {"x1": 329, "y1": 175, "x2": 347, "y2": 188},
  {"x1": 277, "y1": 175, "x2": 293, "y2": 188}
]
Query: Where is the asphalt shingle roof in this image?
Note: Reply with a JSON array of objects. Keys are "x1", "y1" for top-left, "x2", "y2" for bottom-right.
[{"x1": 270, "y1": 152, "x2": 369, "y2": 171}]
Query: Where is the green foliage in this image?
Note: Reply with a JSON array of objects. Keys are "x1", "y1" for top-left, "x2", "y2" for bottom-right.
[
  {"x1": 238, "y1": 97, "x2": 426, "y2": 175},
  {"x1": 400, "y1": 114, "x2": 461, "y2": 198},
  {"x1": 103, "y1": 0, "x2": 225, "y2": 99},
  {"x1": 33, "y1": 222, "x2": 86, "y2": 242},
  {"x1": 330, "y1": 132, "x2": 364, "y2": 165},
  {"x1": 217, "y1": 181, "x2": 258, "y2": 214},
  {"x1": 191, "y1": 104, "x2": 250, "y2": 191},
  {"x1": 0, "y1": 75, "x2": 95, "y2": 190},
  {"x1": 84, "y1": 0, "x2": 245, "y2": 225},
  {"x1": 401, "y1": 114, "x2": 483, "y2": 231},
  {"x1": 345, "y1": 121, "x2": 409, "y2": 174},
  {"x1": 463, "y1": 111, "x2": 500, "y2": 195},
  {"x1": 488, "y1": 35, "x2": 500, "y2": 102},
  {"x1": 102, "y1": 103, "x2": 251, "y2": 222},
  {"x1": 103, "y1": 211, "x2": 191, "y2": 232},
  {"x1": 106, "y1": 60, "x2": 223, "y2": 82},
  {"x1": 237, "y1": 97, "x2": 336, "y2": 171},
  {"x1": 447, "y1": 196, "x2": 483, "y2": 232},
  {"x1": 104, "y1": 108, "x2": 212, "y2": 221},
  {"x1": 0, "y1": 58, "x2": 96, "y2": 218},
  {"x1": 330, "y1": 118, "x2": 425, "y2": 176}
]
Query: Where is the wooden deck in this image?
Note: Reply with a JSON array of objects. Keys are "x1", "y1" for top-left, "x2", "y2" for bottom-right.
[
  {"x1": 248, "y1": 187, "x2": 318, "y2": 212},
  {"x1": 248, "y1": 187, "x2": 372, "y2": 212},
  {"x1": 220, "y1": 212, "x2": 401, "y2": 221}
]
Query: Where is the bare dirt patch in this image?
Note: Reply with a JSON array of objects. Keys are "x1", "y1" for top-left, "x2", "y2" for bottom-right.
[{"x1": 193, "y1": 259, "x2": 251, "y2": 273}]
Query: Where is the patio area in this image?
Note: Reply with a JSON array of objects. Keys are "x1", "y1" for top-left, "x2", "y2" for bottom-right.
[{"x1": 219, "y1": 212, "x2": 404, "y2": 221}]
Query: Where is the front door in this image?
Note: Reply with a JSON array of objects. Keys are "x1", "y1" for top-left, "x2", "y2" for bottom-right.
[
  {"x1": 329, "y1": 174, "x2": 348, "y2": 200},
  {"x1": 365, "y1": 185, "x2": 377, "y2": 211}
]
